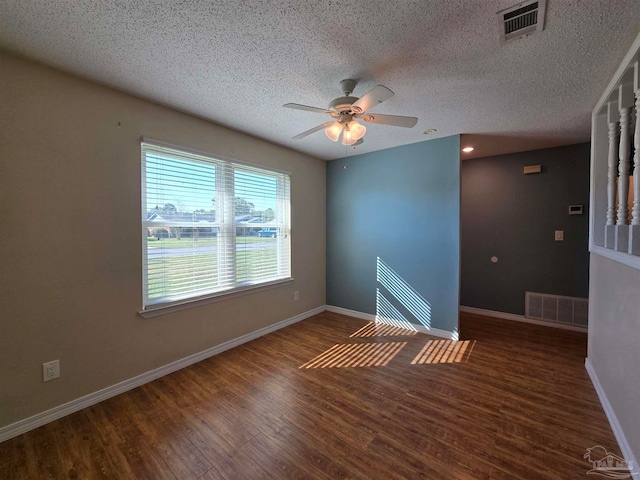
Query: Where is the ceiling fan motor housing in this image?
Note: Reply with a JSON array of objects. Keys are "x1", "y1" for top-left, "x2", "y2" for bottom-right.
[{"x1": 329, "y1": 96, "x2": 358, "y2": 114}]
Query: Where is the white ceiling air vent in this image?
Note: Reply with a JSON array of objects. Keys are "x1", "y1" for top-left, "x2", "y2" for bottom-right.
[{"x1": 498, "y1": 0, "x2": 546, "y2": 43}]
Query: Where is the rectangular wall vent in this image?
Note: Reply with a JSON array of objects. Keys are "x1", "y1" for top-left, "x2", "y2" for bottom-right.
[
  {"x1": 498, "y1": 1, "x2": 546, "y2": 43},
  {"x1": 525, "y1": 292, "x2": 588, "y2": 328}
]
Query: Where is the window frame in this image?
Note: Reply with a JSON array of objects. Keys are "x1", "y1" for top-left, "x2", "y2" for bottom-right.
[{"x1": 139, "y1": 138, "x2": 292, "y2": 317}]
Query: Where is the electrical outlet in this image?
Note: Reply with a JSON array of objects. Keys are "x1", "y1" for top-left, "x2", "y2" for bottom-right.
[
  {"x1": 43, "y1": 360, "x2": 60, "y2": 382},
  {"x1": 294, "y1": 291, "x2": 299, "y2": 301},
  {"x1": 555, "y1": 230, "x2": 564, "y2": 241}
]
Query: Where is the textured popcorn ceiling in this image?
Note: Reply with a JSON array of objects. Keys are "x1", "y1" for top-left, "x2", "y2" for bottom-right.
[{"x1": 0, "y1": 1, "x2": 638, "y2": 160}]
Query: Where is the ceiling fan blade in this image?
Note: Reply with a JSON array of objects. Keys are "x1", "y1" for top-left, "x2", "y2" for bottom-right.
[
  {"x1": 353, "y1": 138, "x2": 364, "y2": 146},
  {"x1": 351, "y1": 85, "x2": 394, "y2": 113},
  {"x1": 283, "y1": 103, "x2": 333, "y2": 114},
  {"x1": 293, "y1": 121, "x2": 335, "y2": 140},
  {"x1": 362, "y1": 113, "x2": 418, "y2": 128}
]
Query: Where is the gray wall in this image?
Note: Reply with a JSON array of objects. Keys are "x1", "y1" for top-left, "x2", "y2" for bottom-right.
[
  {"x1": 588, "y1": 254, "x2": 640, "y2": 461},
  {"x1": 460, "y1": 143, "x2": 590, "y2": 316},
  {"x1": 326, "y1": 135, "x2": 460, "y2": 334}
]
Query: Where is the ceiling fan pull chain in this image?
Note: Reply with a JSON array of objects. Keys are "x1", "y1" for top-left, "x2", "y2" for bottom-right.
[{"x1": 344, "y1": 144, "x2": 349, "y2": 170}]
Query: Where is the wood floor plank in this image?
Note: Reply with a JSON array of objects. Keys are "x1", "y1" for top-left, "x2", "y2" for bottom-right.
[
  {"x1": 239, "y1": 433, "x2": 318, "y2": 480},
  {"x1": 0, "y1": 311, "x2": 620, "y2": 479}
]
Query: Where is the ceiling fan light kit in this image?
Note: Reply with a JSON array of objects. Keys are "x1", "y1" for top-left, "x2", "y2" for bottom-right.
[
  {"x1": 284, "y1": 79, "x2": 418, "y2": 146},
  {"x1": 325, "y1": 118, "x2": 366, "y2": 144},
  {"x1": 346, "y1": 120, "x2": 366, "y2": 141},
  {"x1": 325, "y1": 122, "x2": 343, "y2": 142}
]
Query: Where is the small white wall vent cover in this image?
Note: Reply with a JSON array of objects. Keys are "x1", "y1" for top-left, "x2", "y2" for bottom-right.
[{"x1": 498, "y1": 0, "x2": 547, "y2": 43}]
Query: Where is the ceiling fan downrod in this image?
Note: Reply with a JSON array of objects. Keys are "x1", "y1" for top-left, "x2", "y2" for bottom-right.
[{"x1": 339, "y1": 79, "x2": 357, "y2": 97}]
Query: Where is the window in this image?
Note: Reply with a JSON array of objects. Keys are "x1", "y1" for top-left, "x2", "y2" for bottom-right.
[{"x1": 141, "y1": 140, "x2": 291, "y2": 311}]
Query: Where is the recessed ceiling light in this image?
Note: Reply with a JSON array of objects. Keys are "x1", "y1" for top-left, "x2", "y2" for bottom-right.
[
  {"x1": 462, "y1": 147, "x2": 474, "y2": 153},
  {"x1": 423, "y1": 129, "x2": 437, "y2": 135}
]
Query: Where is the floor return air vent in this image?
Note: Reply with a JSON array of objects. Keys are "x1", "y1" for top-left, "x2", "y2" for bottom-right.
[{"x1": 525, "y1": 292, "x2": 588, "y2": 328}]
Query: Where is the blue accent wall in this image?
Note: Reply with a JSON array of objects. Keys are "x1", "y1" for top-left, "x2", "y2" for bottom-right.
[{"x1": 326, "y1": 135, "x2": 461, "y2": 334}]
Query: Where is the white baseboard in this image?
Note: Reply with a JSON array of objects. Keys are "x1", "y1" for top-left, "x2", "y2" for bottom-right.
[
  {"x1": 459, "y1": 305, "x2": 588, "y2": 332},
  {"x1": 325, "y1": 305, "x2": 456, "y2": 340},
  {"x1": 0, "y1": 305, "x2": 326, "y2": 444},
  {"x1": 585, "y1": 358, "x2": 638, "y2": 473}
]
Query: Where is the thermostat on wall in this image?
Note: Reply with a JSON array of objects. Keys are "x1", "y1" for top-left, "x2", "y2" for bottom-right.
[{"x1": 569, "y1": 205, "x2": 583, "y2": 215}]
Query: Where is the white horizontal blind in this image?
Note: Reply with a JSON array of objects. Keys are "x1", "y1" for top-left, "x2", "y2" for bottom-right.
[{"x1": 141, "y1": 142, "x2": 291, "y2": 309}]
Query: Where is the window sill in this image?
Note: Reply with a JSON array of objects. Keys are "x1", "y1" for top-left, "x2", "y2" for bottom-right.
[{"x1": 138, "y1": 278, "x2": 294, "y2": 318}]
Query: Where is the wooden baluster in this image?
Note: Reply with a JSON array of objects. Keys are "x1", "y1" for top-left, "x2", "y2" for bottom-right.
[
  {"x1": 616, "y1": 83, "x2": 634, "y2": 252},
  {"x1": 630, "y1": 61, "x2": 640, "y2": 255},
  {"x1": 605, "y1": 100, "x2": 619, "y2": 249},
  {"x1": 617, "y1": 106, "x2": 631, "y2": 225}
]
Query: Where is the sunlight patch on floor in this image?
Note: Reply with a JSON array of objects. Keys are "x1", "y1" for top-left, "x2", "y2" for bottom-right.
[
  {"x1": 411, "y1": 340, "x2": 475, "y2": 365},
  {"x1": 350, "y1": 321, "x2": 418, "y2": 338},
  {"x1": 299, "y1": 342, "x2": 407, "y2": 369}
]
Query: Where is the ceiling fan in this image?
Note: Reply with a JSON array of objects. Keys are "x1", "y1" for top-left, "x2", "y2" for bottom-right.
[{"x1": 284, "y1": 79, "x2": 418, "y2": 146}]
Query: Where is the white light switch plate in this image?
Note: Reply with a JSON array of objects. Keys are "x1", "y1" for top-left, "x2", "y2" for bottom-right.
[{"x1": 555, "y1": 230, "x2": 564, "y2": 241}]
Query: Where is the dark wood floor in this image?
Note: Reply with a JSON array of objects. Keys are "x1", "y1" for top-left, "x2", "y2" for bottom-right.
[{"x1": 0, "y1": 312, "x2": 618, "y2": 479}]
